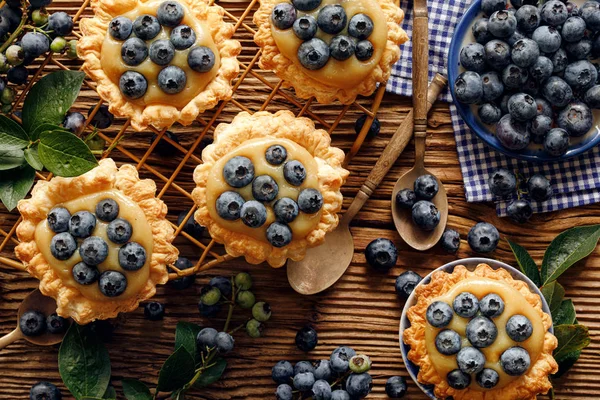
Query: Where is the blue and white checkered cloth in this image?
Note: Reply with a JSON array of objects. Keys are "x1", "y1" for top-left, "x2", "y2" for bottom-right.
[{"x1": 386, "y1": 0, "x2": 600, "y2": 216}]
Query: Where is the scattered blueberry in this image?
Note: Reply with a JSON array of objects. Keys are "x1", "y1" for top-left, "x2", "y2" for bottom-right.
[
  {"x1": 236, "y1": 290, "x2": 256, "y2": 309},
  {"x1": 170, "y1": 257, "x2": 195, "y2": 290},
  {"x1": 411, "y1": 200, "x2": 441, "y2": 231},
  {"x1": 209, "y1": 275, "x2": 232, "y2": 298},
  {"x1": 365, "y1": 238, "x2": 397, "y2": 270},
  {"x1": 544, "y1": 128, "x2": 570, "y2": 156},
  {"x1": 478, "y1": 102, "x2": 502, "y2": 124},
  {"x1": 345, "y1": 373, "x2": 372, "y2": 398},
  {"x1": 197, "y1": 327, "x2": 218, "y2": 351},
  {"x1": 313, "y1": 360, "x2": 332, "y2": 381},
  {"x1": 63, "y1": 112, "x2": 86, "y2": 134},
  {"x1": 414, "y1": 174, "x2": 439, "y2": 200},
  {"x1": 507, "y1": 199, "x2": 533, "y2": 223},
  {"x1": 215, "y1": 331, "x2": 235, "y2": 353},
  {"x1": 88, "y1": 105, "x2": 114, "y2": 129},
  {"x1": 294, "y1": 360, "x2": 315, "y2": 375},
  {"x1": 272, "y1": 360, "x2": 294, "y2": 384},
  {"x1": 440, "y1": 229, "x2": 461, "y2": 253},
  {"x1": 529, "y1": 115, "x2": 552, "y2": 144},
  {"x1": 385, "y1": 376, "x2": 407, "y2": 398},
  {"x1": 395, "y1": 270, "x2": 422, "y2": 299},
  {"x1": 468, "y1": 222, "x2": 500, "y2": 253},
  {"x1": 20, "y1": 310, "x2": 46, "y2": 336},
  {"x1": 296, "y1": 325, "x2": 318, "y2": 352},
  {"x1": 454, "y1": 71, "x2": 483, "y2": 104},
  {"x1": 294, "y1": 372, "x2": 315, "y2": 391},
  {"x1": 177, "y1": 209, "x2": 204, "y2": 238},
  {"x1": 29, "y1": 382, "x2": 61, "y2": 400},
  {"x1": 355, "y1": 114, "x2": 381, "y2": 138},
  {"x1": 276, "y1": 384, "x2": 293, "y2": 400},
  {"x1": 48, "y1": 11, "x2": 73, "y2": 36},
  {"x1": 528, "y1": 174, "x2": 553, "y2": 202},
  {"x1": 395, "y1": 188, "x2": 417, "y2": 209},
  {"x1": 460, "y1": 43, "x2": 486, "y2": 73},
  {"x1": 144, "y1": 301, "x2": 165, "y2": 321},
  {"x1": 330, "y1": 346, "x2": 356, "y2": 373},
  {"x1": 46, "y1": 313, "x2": 68, "y2": 335},
  {"x1": 312, "y1": 380, "x2": 332, "y2": 400},
  {"x1": 473, "y1": 18, "x2": 494, "y2": 44}
]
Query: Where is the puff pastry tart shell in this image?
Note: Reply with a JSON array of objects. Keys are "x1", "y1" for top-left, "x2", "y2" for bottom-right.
[
  {"x1": 404, "y1": 264, "x2": 558, "y2": 400},
  {"x1": 192, "y1": 110, "x2": 349, "y2": 267},
  {"x1": 15, "y1": 159, "x2": 179, "y2": 324},
  {"x1": 78, "y1": 0, "x2": 241, "y2": 131}
]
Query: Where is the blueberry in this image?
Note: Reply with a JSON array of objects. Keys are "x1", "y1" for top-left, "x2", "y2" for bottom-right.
[
  {"x1": 50, "y1": 232, "x2": 77, "y2": 260},
  {"x1": 567, "y1": 38, "x2": 593, "y2": 60},
  {"x1": 476, "y1": 103, "x2": 500, "y2": 125},
  {"x1": 501, "y1": 64, "x2": 528, "y2": 90},
  {"x1": 283, "y1": 160, "x2": 306, "y2": 186},
  {"x1": 177, "y1": 209, "x2": 204, "y2": 238},
  {"x1": 30, "y1": 382, "x2": 61, "y2": 400},
  {"x1": 271, "y1": 3, "x2": 296, "y2": 29},
  {"x1": 467, "y1": 316, "x2": 498, "y2": 348},
  {"x1": 317, "y1": 4, "x2": 347, "y2": 34},
  {"x1": 476, "y1": 368, "x2": 500, "y2": 389},
  {"x1": 460, "y1": 43, "x2": 486, "y2": 73},
  {"x1": 506, "y1": 314, "x2": 533, "y2": 341},
  {"x1": 294, "y1": 372, "x2": 316, "y2": 391},
  {"x1": 529, "y1": 115, "x2": 552, "y2": 144},
  {"x1": 48, "y1": 11, "x2": 73, "y2": 36},
  {"x1": 266, "y1": 222, "x2": 292, "y2": 247},
  {"x1": 426, "y1": 301, "x2": 453, "y2": 328},
  {"x1": 149, "y1": 39, "x2": 175, "y2": 66},
  {"x1": 234, "y1": 271, "x2": 253, "y2": 290},
  {"x1": 295, "y1": 360, "x2": 315, "y2": 375},
  {"x1": 535, "y1": 97, "x2": 553, "y2": 117},
  {"x1": 435, "y1": 329, "x2": 462, "y2": 355},
  {"x1": 365, "y1": 238, "x2": 397, "y2": 270},
  {"x1": 198, "y1": 301, "x2": 221, "y2": 317},
  {"x1": 438, "y1": 229, "x2": 460, "y2": 254},
  {"x1": 98, "y1": 270, "x2": 127, "y2": 297},
  {"x1": 274, "y1": 197, "x2": 299, "y2": 223},
  {"x1": 414, "y1": 174, "x2": 439, "y2": 200},
  {"x1": 118, "y1": 242, "x2": 146, "y2": 271},
  {"x1": 562, "y1": 16, "x2": 586, "y2": 42},
  {"x1": 252, "y1": 175, "x2": 278, "y2": 202},
  {"x1": 330, "y1": 346, "x2": 356, "y2": 373},
  {"x1": 473, "y1": 18, "x2": 494, "y2": 44},
  {"x1": 346, "y1": 373, "x2": 372, "y2": 398},
  {"x1": 20, "y1": 310, "x2": 46, "y2": 336},
  {"x1": 528, "y1": 174, "x2": 553, "y2": 201},
  {"x1": 488, "y1": 168, "x2": 517, "y2": 197},
  {"x1": 5, "y1": 44, "x2": 23, "y2": 66},
  {"x1": 72, "y1": 262, "x2": 99, "y2": 285},
  {"x1": 550, "y1": 48, "x2": 568, "y2": 73},
  {"x1": 522, "y1": 76, "x2": 540, "y2": 97},
  {"x1": 541, "y1": 0, "x2": 569, "y2": 26},
  {"x1": 216, "y1": 331, "x2": 235, "y2": 353},
  {"x1": 240, "y1": 200, "x2": 267, "y2": 228},
  {"x1": 348, "y1": 14, "x2": 373, "y2": 40},
  {"x1": 457, "y1": 346, "x2": 487, "y2": 375},
  {"x1": 133, "y1": 14, "x2": 161, "y2": 40},
  {"x1": 468, "y1": 222, "x2": 500, "y2": 253},
  {"x1": 7, "y1": 65, "x2": 28, "y2": 84},
  {"x1": 582, "y1": 1, "x2": 600, "y2": 31},
  {"x1": 109, "y1": 16, "x2": 133, "y2": 40},
  {"x1": 298, "y1": 188, "x2": 323, "y2": 214},
  {"x1": 223, "y1": 156, "x2": 254, "y2": 188},
  {"x1": 454, "y1": 71, "x2": 483, "y2": 104},
  {"x1": 480, "y1": 293, "x2": 505, "y2": 317},
  {"x1": 329, "y1": 34, "x2": 355, "y2": 61},
  {"x1": 496, "y1": 114, "x2": 530, "y2": 150},
  {"x1": 95, "y1": 198, "x2": 119, "y2": 222},
  {"x1": 157, "y1": 1, "x2": 184, "y2": 27},
  {"x1": 298, "y1": 38, "x2": 330, "y2": 70},
  {"x1": 566, "y1": 1, "x2": 580, "y2": 17},
  {"x1": 394, "y1": 189, "x2": 417, "y2": 210},
  {"x1": 46, "y1": 313, "x2": 68, "y2": 334},
  {"x1": 47, "y1": 207, "x2": 70, "y2": 233},
  {"x1": 272, "y1": 360, "x2": 294, "y2": 384},
  {"x1": 314, "y1": 360, "x2": 332, "y2": 381},
  {"x1": 447, "y1": 369, "x2": 471, "y2": 389},
  {"x1": 508, "y1": 92, "x2": 537, "y2": 121},
  {"x1": 412, "y1": 200, "x2": 441, "y2": 231},
  {"x1": 542, "y1": 76, "x2": 573, "y2": 108},
  {"x1": 559, "y1": 101, "x2": 594, "y2": 137},
  {"x1": 511, "y1": 39, "x2": 540, "y2": 69},
  {"x1": 482, "y1": 0, "x2": 507, "y2": 16},
  {"x1": 79, "y1": 236, "x2": 109, "y2": 265},
  {"x1": 395, "y1": 270, "x2": 422, "y2": 299},
  {"x1": 276, "y1": 384, "x2": 293, "y2": 400},
  {"x1": 170, "y1": 25, "x2": 196, "y2": 50},
  {"x1": 355, "y1": 40, "x2": 374, "y2": 61},
  {"x1": 63, "y1": 112, "x2": 85, "y2": 134},
  {"x1": 529, "y1": 56, "x2": 553, "y2": 81},
  {"x1": 144, "y1": 301, "x2": 165, "y2": 321},
  {"x1": 515, "y1": 5, "x2": 540, "y2": 32},
  {"x1": 200, "y1": 285, "x2": 221, "y2": 306},
  {"x1": 21, "y1": 32, "x2": 49, "y2": 58},
  {"x1": 481, "y1": 71, "x2": 504, "y2": 102},
  {"x1": 197, "y1": 327, "x2": 218, "y2": 351},
  {"x1": 121, "y1": 37, "x2": 148, "y2": 66},
  {"x1": 209, "y1": 276, "x2": 232, "y2": 298},
  {"x1": 331, "y1": 390, "x2": 351, "y2": 400},
  {"x1": 355, "y1": 114, "x2": 381, "y2": 137},
  {"x1": 544, "y1": 128, "x2": 570, "y2": 156},
  {"x1": 565, "y1": 61, "x2": 598, "y2": 91},
  {"x1": 88, "y1": 105, "x2": 114, "y2": 129},
  {"x1": 292, "y1": 0, "x2": 321, "y2": 11},
  {"x1": 188, "y1": 46, "x2": 215, "y2": 72},
  {"x1": 500, "y1": 346, "x2": 531, "y2": 376},
  {"x1": 453, "y1": 292, "x2": 479, "y2": 317},
  {"x1": 266, "y1": 144, "x2": 287, "y2": 165},
  {"x1": 312, "y1": 380, "x2": 332, "y2": 400},
  {"x1": 489, "y1": 10, "x2": 517, "y2": 38},
  {"x1": 106, "y1": 218, "x2": 132, "y2": 244},
  {"x1": 170, "y1": 257, "x2": 195, "y2": 290},
  {"x1": 385, "y1": 376, "x2": 407, "y2": 398},
  {"x1": 293, "y1": 15, "x2": 318, "y2": 40},
  {"x1": 584, "y1": 85, "x2": 600, "y2": 108},
  {"x1": 0, "y1": 6, "x2": 21, "y2": 32},
  {"x1": 532, "y1": 25, "x2": 562, "y2": 53},
  {"x1": 158, "y1": 65, "x2": 186, "y2": 94}
]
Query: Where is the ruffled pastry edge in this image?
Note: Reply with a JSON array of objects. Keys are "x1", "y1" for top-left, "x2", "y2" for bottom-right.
[
  {"x1": 78, "y1": 0, "x2": 241, "y2": 131},
  {"x1": 192, "y1": 110, "x2": 349, "y2": 267},
  {"x1": 14, "y1": 159, "x2": 179, "y2": 324}
]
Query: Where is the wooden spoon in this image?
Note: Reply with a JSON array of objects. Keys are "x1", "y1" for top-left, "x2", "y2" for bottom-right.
[
  {"x1": 391, "y1": 0, "x2": 448, "y2": 251},
  {"x1": 287, "y1": 74, "x2": 448, "y2": 295},
  {"x1": 0, "y1": 289, "x2": 68, "y2": 349}
]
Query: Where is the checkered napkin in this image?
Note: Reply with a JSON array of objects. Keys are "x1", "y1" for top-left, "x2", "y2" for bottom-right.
[{"x1": 386, "y1": 0, "x2": 600, "y2": 216}]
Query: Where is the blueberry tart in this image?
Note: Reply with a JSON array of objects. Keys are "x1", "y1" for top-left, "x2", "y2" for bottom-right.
[
  {"x1": 78, "y1": 0, "x2": 241, "y2": 131},
  {"x1": 192, "y1": 110, "x2": 349, "y2": 267},
  {"x1": 254, "y1": 0, "x2": 408, "y2": 103},
  {"x1": 404, "y1": 263, "x2": 558, "y2": 400},
  {"x1": 15, "y1": 159, "x2": 179, "y2": 324}
]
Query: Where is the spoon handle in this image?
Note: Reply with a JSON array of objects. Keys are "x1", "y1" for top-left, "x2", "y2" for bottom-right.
[
  {"x1": 342, "y1": 74, "x2": 447, "y2": 224},
  {"x1": 0, "y1": 328, "x2": 23, "y2": 350}
]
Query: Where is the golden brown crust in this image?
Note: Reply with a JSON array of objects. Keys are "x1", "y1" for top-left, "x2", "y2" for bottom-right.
[
  {"x1": 14, "y1": 159, "x2": 179, "y2": 324},
  {"x1": 253, "y1": 0, "x2": 408, "y2": 104},
  {"x1": 404, "y1": 264, "x2": 558, "y2": 400},
  {"x1": 78, "y1": 0, "x2": 241, "y2": 131},
  {"x1": 192, "y1": 110, "x2": 349, "y2": 267}
]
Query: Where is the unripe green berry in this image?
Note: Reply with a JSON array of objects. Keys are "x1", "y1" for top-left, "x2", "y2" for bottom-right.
[
  {"x1": 349, "y1": 355, "x2": 371, "y2": 373},
  {"x1": 200, "y1": 286, "x2": 221, "y2": 306},
  {"x1": 50, "y1": 37, "x2": 67, "y2": 53},
  {"x1": 1, "y1": 87, "x2": 15, "y2": 105},
  {"x1": 234, "y1": 272, "x2": 252, "y2": 290},
  {"x1": 246, "y1": 319, "x2": 264, "y2": 338},
  {"x1": 6, "y1": 45, "x2": 24, "y2": 66},
  {"x1": 66, "y1": 40, "x2": 78, "y2": 59},
  {"x1": 32, "y1": 8, "x2": 49, "y2": 26},
  {"x1": 251, "y1": 301, "x2": 271, "y2": 322},
  {"x1": 1, "y1": 104, "x2": 11, "y2": 114},
  {"x1": 87, "y1": 135, "x2": 106, "y2": 151},
  {"x1": 0, "y1": 53, "x2": 7, "y2": 70},
  {"x1": 236, "y1": 290, "x2": 255, "y2": 309}
]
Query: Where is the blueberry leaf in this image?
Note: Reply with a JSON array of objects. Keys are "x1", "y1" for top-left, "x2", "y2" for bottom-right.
[
  {"x1": 24, "y1": 145, "x2": 43, "y2": 170},
  {"x1": 0, "y1": 165, "x2": 35, "y2": 211},
  {"x1": 0, "y1": 115, "x2": 29, "y2": 150},
  {"x1": 541, "y1": 280, "x2": 565, "y2": 317},
  {"x1": 174, "y1": 321, "x2": 201, "y2": 364},
  {"x1": 22, "y1": 70, "x2": 85, "y2": 134},
  {"x1": 553, "y1": 299, "x2": 576, "y2": 326},
  {"x1": 38, "y1": 130, "x2": 97, "y2": 177},
  {"x1": 553, "y1": 349, "x2": 582, "y2": 379},
  {"x1": 58, "y1": 324, "x2": 111, "y2": 400},
  {"x1": 541, "y1": 225, "x2": 600, "y2": 285},
  {"x1": 121, "y1": 379, "x2": 152, "y2": 400},
  {"x1": 553, "y1": 324, "x2": 590, "y2": 365},
  {"x1": 0, "y1": 148, "x2": 25, "y2": 170},
  {"x1": 30, "y1": 122, "x2": 69, "y2": 142},
  {"x1": 102, "y1": 386, "x2": 116, "y2": 400},
  {"x1": 194, "y1": 357, "x2": 227, "y2": 388},
  {"x1": 507, "y1": 238, "x2": 541, "y2": 287},
  {"x1": 156, "y1": 346, "x2": 195, "y2": 392}
]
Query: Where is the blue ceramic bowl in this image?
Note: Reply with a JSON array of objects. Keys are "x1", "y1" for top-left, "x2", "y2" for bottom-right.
[
  {"x1": 448, "y1": 0, "x2": 600, "y2": 163},
  {"x1": 398, "y1": 257, "x2": 553, "y2": 400}
]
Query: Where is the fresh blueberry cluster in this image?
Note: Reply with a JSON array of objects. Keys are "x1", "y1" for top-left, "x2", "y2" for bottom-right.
[
  {"x1": 216, "y1": 145, "x2": 324, "y2": 248},
  {"x1": 108, "y1": 1, "x2": 216, "y2": 99},
  {"x1": 456, "y1": 0, "x2": 600, "y2": 157},
  {"x1": 46, "y1": 198, "x2": 146, "y2": 298},
  {"x1": 271, "y1": 0, "x2": 376, "y2": 71},
  {"x1": 395, "y1": 174, "x2": 442, "y2": 231},
  {"x1": 20, "y1": 309, "x2": 68, "y2": 337},
  {"x1": 426, "y1": 292, "x2": 534, "y2": 389}
]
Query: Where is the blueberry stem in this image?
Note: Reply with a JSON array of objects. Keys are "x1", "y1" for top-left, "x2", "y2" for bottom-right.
[
  {"x1": 222, "y1": 276, "x2": 236, "y2": 332},
  {"x1": 228, "y1": 322, "x2": 246, "y2": 335},
  {"x1": 0, "y1": 0, "x2": 29, "y2": 54}
]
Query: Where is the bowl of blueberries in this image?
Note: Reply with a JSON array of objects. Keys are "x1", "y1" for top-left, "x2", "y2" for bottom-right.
[
  {"x1": 448, "y1": 0, "x2": 600, "y2": 162},
  {"x1": 398, "y1": 257, "x2": 553, "y2": 399}
]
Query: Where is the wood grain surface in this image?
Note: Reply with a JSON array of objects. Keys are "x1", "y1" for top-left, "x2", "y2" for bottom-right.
[{"x1": 0, "y1": 0, "x2": 599, "y2": 399}]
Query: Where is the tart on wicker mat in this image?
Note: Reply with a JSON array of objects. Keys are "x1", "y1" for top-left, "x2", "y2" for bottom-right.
[
  {"x1": 253, "y1": 0, "x2": 408, "y2": 104},
  {"x1": 15, "y1": 159, "x2": 179, "y2": 324},
  {"x1": 192, "y1": 110, "x2": 349, "y2": 267},
  {"x1": 404, "y1": 263, "x2": 558, "y2": 400},
  {"x1": 78, "y1": 0, "x2": 241, "y2": 131}
]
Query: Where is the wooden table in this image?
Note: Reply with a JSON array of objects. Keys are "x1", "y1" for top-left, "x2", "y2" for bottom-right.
[{"x1": 1, "y1": 0, "x2": 599, "y2": 399}]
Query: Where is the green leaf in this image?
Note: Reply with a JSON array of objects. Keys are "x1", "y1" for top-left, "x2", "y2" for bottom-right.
[
  {"x1": 553, "y1": 324, "x2": 591, "y2": 364},
  {"x1": 24, "y1": 145, "x2": 43, "y2": 170},
  {"x1": 0, "y1": 115, "x2": 29, "y2": 150},
  {"x1": 0, "y1": 165, "x2": 35, "y2": 211},
  {"x1": 30, "y1": 123, "x2": 69, "y2": 142},
  {"x1": 541, "y1": 281, "x2": 565, "y2": 317},
  {"x1": 553, "y1": 349, "x2": 582, "y2": 378},
  {"x1": 156, "y1": 346, "x2": 195, "y2": 393},
  {"x1": 102, "y1": 386, "x2": 116, "y2": 400},
  {"x1": 507, "y1": 239, "x2": 541, "y2": 287},
  {"x1": 22, "y1": 70, "x2": 85, "y2": 133},
  {"x1": 38, "y1": 130, "x2": 98, "y2": 177},
  {"x1": 194, "y1": 358, "x2": 227, "y2": 388},
  {"x1": 58, "y1": 324, "x2": 111, "y2": 400},
  {"x1": 175, "y1": 322, "x2": 201, "y2": 364},
  {"x1": 554, "y1": 299, "x2": 577, "y2": 326},
  {"x1": 541, "y1": 225, "x2": 600, "y2": 285},
  {"x1": 0, "y1": 148, "x2": 25, "y2": 170},
  {"x1": 122, "y1": 379, "x2": 152, "y2": 400}
]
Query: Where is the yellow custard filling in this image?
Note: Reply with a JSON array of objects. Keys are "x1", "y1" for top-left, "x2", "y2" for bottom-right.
[
  {"x1": 35, "y1": 190, "x2": 153, "y2": 302},
  {"x1": 101, "y1": 0, "x2": 220, "y2": 109},
  {"x1": 424, "y1": 277, "x2": 545, "y2": 391},
  {"x1": 270, "y1": 0, "x2": 388, "y2": 89},
  {"x1": 206, "y1": 137, "x2": 322, "y2": 243}
]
